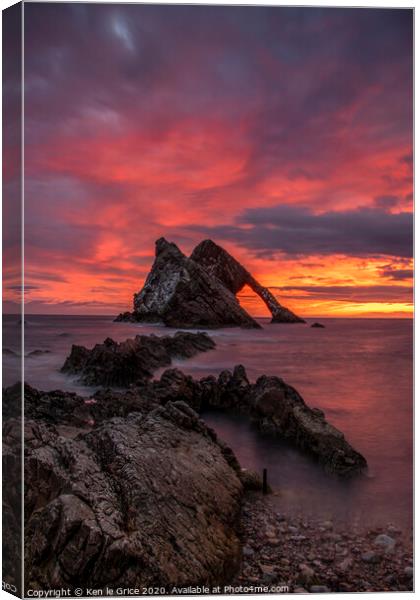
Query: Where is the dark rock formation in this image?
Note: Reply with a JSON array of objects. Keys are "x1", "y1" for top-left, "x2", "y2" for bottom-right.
[
  {"x1": 61, "y1": 331, "x2": 215, "y2": 386},
  {"x1": 191, "y1": 240, "x2": 305, "y2": 324},
  {"x1": 116, "y1": 238, "x2": 303, "y2": 327},
  {"x1": 311, "y1": 322, "x2": 325, "y2": 328},
  {"x1": 195, "y1": 368, "x2": 366, "y2": 477},
  {"x1": 13, "y1": 392, "x2": 243, "y2": 592},
  {"x1": 60, "y1": 360, "x2": 366, "y2": 477},
  {"x1": 116, "y1": 238, "x2": 260, "y2": 329}
]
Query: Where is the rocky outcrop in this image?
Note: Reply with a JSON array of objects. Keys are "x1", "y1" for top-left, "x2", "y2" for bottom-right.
[
  {"x1": 311, "y1": 322, "x2": 325, "y2": 328},
  {"x1": 116, "y1": 238, "x2": 260, "y2": 329},
  {"x1": 142, "y1": 367, "x2": 366, "y2": 476},
  {"x1": 58, "y1": 361, "x2": 366, "y2": 477},
  {"x1": 191, "y1": 240, "x2": 305, "y2": 324},
  {"x1": 116, "y1": 238, "x2": 303, "y2": 327},
  {"x1": 61, "y1": 331, "x2": 215, "y2": 386},
  {"x1": 189, "y1": 368, "x2": 366, "y2": 477},
  {"x1": 6, "y1": 386, "x2": 244, "y2": 592}
]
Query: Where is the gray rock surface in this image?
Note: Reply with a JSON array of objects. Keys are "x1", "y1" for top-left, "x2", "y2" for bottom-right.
[{"x1": 8, "y1": 391, "x2": 244, "y2": 591}]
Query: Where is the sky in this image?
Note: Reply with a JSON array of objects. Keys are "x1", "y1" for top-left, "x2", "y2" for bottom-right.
[{"x1": 4, "y1": 3, "x2": 413, "y2": 317}]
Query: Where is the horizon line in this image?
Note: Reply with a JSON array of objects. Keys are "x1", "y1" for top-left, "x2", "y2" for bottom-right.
[{"x1": 3, "y1": 313, "x2": 414, "y2": 320}]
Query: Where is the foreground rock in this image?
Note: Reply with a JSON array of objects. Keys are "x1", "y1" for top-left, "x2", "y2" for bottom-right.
[
  {"x1": 116, "y1": 238, "x2": 303, "y2": 327},
  {"x1": 3, "y1": 390, "x2": 244, "y2": 591},
  {"x1": 191, "y1": 240, "x2": 305, "y2": 324},
  {"x1": 61, "y1": 331, "x2": 215, "y2": 386},
  {"x1": 311, "y1": 322, "x2": 325, "y2": 328},
  {"x1": 233, "y1": 495, "x2": 413, "y2": 593}
]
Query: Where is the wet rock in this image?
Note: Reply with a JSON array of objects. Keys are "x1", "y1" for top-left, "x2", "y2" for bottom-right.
[
  {"x1": 250, "y1": 376, "x2": 367, "y2": 477},
  {"x1": 61, "y1": 331, "x2": 215, "y2": 386},
  {"x1": 311, "y1": 322, "x2": 325, "y2": 328}
]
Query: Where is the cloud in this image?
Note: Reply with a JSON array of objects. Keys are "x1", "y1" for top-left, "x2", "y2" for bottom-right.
[
  {"x1": 380, "y1": 265, "x2": 413, "y2": 281},
  {"x1": 188, "y1": 204, "x2": 413, "y2": 258},
  {"x1": 277, "y1": 284, "x2": 412, "y2": 303},
  {"x1": 11, "y1": 4, "x2": 413, "y2": 314}
]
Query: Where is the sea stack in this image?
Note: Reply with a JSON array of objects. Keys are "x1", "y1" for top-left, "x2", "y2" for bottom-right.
[
  {"x1": 191, "y1": 240, "x2": 305, "y2": 324},
  {"x1": 116, "y1": 238, "x2": 304, "y2": 328}
]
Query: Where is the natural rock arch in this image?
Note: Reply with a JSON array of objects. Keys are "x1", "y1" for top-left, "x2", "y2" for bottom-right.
[
  {"x1": 116, "y1": 238, "x2": 304, "y2": 328},
  {"x1": 190, "y1": 239, "x2": 305, "y2": 323}
]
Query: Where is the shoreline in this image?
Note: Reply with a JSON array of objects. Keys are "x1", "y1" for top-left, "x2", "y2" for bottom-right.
[{"x1": 234, "y1": 494, "x2": 413, "y2": 593}]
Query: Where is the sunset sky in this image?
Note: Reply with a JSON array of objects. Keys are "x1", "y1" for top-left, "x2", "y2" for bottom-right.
[{"x1": 6, "y1": 4, "x2": 413, "y2": 317}]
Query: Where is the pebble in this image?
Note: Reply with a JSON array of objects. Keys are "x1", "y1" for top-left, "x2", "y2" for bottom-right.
[
  {"x1": 337, "y1": 557, "x2": 353, "y2": 572},
  {"x1": 260, "y1": 564, "x2": 276, "y2": 575},
  {"x1": 299, "y1": 563, "x2": 315, "y2": 584},
  {"x1": 387, "y1": 525, "x2": 401, "y2": 535},
  {"x1": 374, "y1": 534, "x2": 396, "y2": 552},
  {"x1": 361, "y1": 551, "x2": 379, "y2": 563},
  {"x1": 310, "y1": 585, "x2": 330, "y2": 593},
  {"x1": 338, "y1": 582, "x2": 353, "y2": 592},
  {"x1": 232, "y1": 496, "x2": 413, "y2": 593}
]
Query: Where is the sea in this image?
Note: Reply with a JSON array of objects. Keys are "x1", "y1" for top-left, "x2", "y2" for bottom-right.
[{"x1": 3, "y1": 314, "x2": 413, "y2": 531}]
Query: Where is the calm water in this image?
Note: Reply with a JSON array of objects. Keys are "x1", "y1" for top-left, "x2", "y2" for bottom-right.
[{"x1": 3, "y1": 314, "x2": 413, "y2": 530}]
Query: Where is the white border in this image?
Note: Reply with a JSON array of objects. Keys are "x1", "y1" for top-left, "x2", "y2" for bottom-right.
[{"x1": 0, "y1": 2, "x2": 415, "y2": 600}]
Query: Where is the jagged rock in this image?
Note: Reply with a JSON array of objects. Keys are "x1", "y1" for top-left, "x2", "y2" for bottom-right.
[
  {"x1": 61, "y1": 331, "x2": 215, "y2": 386},
  {"x1": 26, "y1": 354, "x2": 369, "y2": 477},
  {"x1": 23, "y1": 384, "x2": 92, "y2": 427},
  {"x1": 248, "y1": 375, "x2": 367, "y2": 476},
  {"x1": 195, "y1": 367, "x2": 366, "y2": 476},
  {"x1": 116, "y1": 238, "x2": 260, "y2": 329},
  {"x1": 12, "y1": 396, "x2": 244, "y2": 591},
  {"x1": 191, "y1": 239, "x2": 305, "y2": 323}
]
